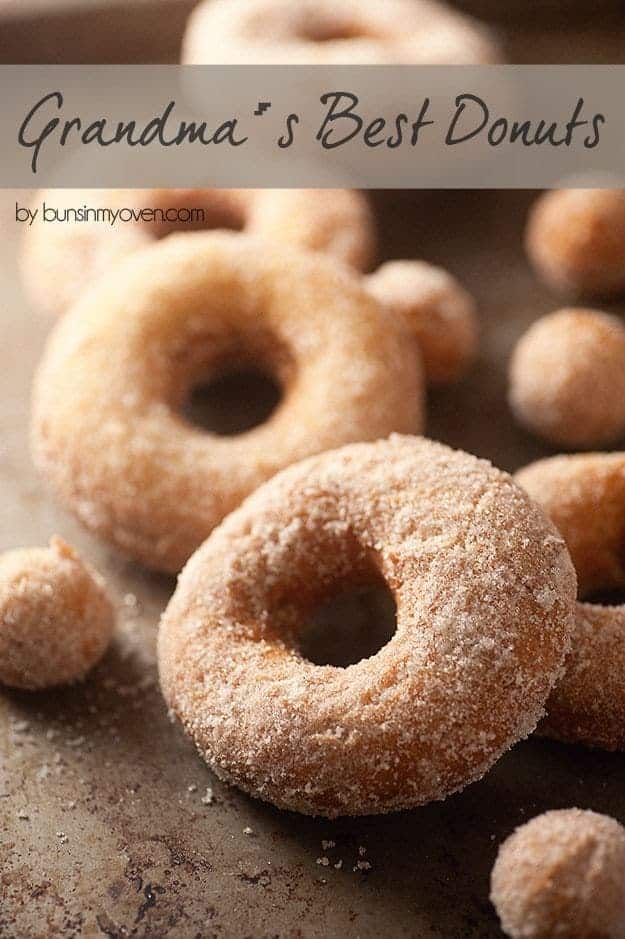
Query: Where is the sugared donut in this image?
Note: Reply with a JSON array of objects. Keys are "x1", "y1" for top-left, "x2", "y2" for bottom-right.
[
  {"x1": 491, "y1": 809, "x2": 625, "y2": 939},
  {"x1": 158, "y1": 435, "x2": 576, "y2": 817},
  {"x1": 21, "y1": 188, "x2": 375, "y2": 317},
  {"x1": 516, "y1": 453, "x2": 625, "y2": 749},
  {"x1": 183, "y1": 0, "x2": 501, "y2": 66},
  {"x1": 0, "y1": 537, "x2": 114, "y2": 689},
  {"x1": 509, "y1": 309, "x2": 625, "y2": 448},
  {"x1": 365, "y1": 260, "x2": 478, "y2": 384},
  {"x1": 526, "y1": 189, "x2": 625, "y2": 297},
  {"x1": 32, "y1": 232, "x2": 423, "y2": 574}
]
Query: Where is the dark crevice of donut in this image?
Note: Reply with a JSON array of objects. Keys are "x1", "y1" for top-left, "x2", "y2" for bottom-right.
[
  {"x1": 584, "y1": 587, "x2": 625, "y2": 608},
  {"x1": 298, "y1": 19, "x2": 373, "y2": 43},
  {"x1": 146, "y1": 192, "x2": 245, "y2": 239},
  {"x1": 182, "y1": 366, "x2": 282, "y2": 436},
  {"x1": 299, "y1": 581, "x2": 397, "y2": 668}
]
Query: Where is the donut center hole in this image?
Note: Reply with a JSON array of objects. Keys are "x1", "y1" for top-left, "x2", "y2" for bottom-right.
[
  {"x1": 584, "y1": 587, "x2": 625, "y2": 607},
  {"x1": 299, "y1": 581, "x2": 397, "y2": 668},
  {"x1": 183, "y1": 366, "x2": 282, "y2": 435},
  {"x1": 147, "y1": 192, "x2": 245, "y2": 238},
  {"x1": 298, "y1": 18, "x2": 372, "y2": 43}
]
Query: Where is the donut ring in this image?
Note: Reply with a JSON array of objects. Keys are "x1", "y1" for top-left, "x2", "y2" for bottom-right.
[
  {"x1": 526, "y1": 189, "x2": 625, "y2": 297},
  {"x1": 491, "y1": 809, "x2": 625, "y2": 939},
  {"x1": 509, "y1": 309, "x2": 625, "y2": 449},
  {"x1": 183, "y1": 0, "x2": 501, "y2": 66},
  {"x1": 0, "y1": 537, "x2": 115, "y2": 690},
  {"x1": 32, "y1": 232, "x2": 422, "y2": 574},
  {"x1": 21, "y1": 187, "x2": 375, "y2": 317},
  {"x1": 158, "y1": 435, "x2": 576, "y2": 817},
  {"x1": 516, "y1": 453, "x2": 625, "y2": 749}
]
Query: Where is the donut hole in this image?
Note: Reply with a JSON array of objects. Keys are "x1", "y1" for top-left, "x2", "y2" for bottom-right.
[
  {"x1": 299, "y1": 580, "x2": 397, "y2": 668},
  {"x1": 183, "y1": 365, "x2": 282, "y2": 436},
  {"x1": 297, "y1": 16, "x2": 375, "y2": 43},
  {"x1": 585, "y1": 587, "x2": 625, "y2": 608},
  {"x1": 147, "y1": 191, "x2": 246, "y2": 238}
]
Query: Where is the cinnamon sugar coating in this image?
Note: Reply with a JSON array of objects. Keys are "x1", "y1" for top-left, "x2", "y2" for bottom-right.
[
  {"x1": 32, "y1": 232, "x2": 423, "y2": 574},
  {"x1": 21, "y1": 188, "x2": 375, "y2": 317},
  {"x1": 526, "y1": 189, "x2": 625, "y2": 297},
  {"x1": 516, "y1": 453, "x2": 625, "y2": 749},
  {"x1": 158, "y1": 435, "x2": 575, "y2": 817},
  {"x1": 0, "y1": 538, "x2": 114, "y2": 690},
  {"x1": 491, "y1": 809, "x2": 625, "y2": 939},
  {"x1": 509, "y1": 309, "x2": 625, "y2": 448},
  {"x1": 183, "y1": 0, "x2": 501, "y2": 66},
  {"x1": 365, "y1": 260, "x2": 478, "y2": 384}
]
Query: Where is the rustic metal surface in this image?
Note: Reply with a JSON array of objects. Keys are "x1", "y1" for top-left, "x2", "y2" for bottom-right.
[{"x1": 2, "y1": 13, "x2": 625, "y2": 939}]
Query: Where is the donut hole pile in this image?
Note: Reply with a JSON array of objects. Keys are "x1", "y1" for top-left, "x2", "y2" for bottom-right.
[{"x1": 299, "y1": 579, "x2": 397, "y2": 668}]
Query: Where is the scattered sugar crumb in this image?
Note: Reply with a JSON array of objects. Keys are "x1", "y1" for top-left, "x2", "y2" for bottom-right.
[
  {"x1": 321, "y1": 840, "x2": 335, "y2": 850},
  {"x1": 17, "y1": 810, "x2": 29, "y2": 820},
  {"x1": 243, "y1": 827, "x2": 254, "y2": 836},
  {"x1": 334, "y1": 860, "x2": 343, "y2": 870},
  {"x1": 316, "y1": 857, "x2": 330, "y2": 867},
  {"x1": 187, "y1": 784, "x2": 198, "y2": 793},
  {"x1": 354, "y1": 860, "x2": 372, "y2": 872},
  {"x1": 201, "y1": 787, "x2": 214, "y2": 805}
]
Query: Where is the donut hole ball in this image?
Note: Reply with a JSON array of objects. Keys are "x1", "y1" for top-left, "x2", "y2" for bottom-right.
[
  {"x1": 526, "y1": 189, "x2": 625, "y2": 297},
  {"x1": 365, "y1": 260, "x2": 478, "y2": 384},
  {"x1": 491, "y1": 809, "x2": 625, "y2": 939},
  {"x1": 509, "y1": 308, "x2": 625, "y2": 448},
  {"x1": 0, "y1": 537, "x2": 115, "y2": 690}
]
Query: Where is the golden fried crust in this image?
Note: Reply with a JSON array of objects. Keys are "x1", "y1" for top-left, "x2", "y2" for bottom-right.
[
  {"x1": 0, "y1": 538, "x2": 114, "y2": 690},
  {"x1": 526, "y1": 189, "x2": 625, "y2": 297},
  {"x1": 32, "y1": 232, "x2": 423, "y2": 573},
  {"x1": 509, "y1": 309, "x2": 625, "y2": 449},
  {"x1": 491, "y1": 809, "x2": 625, "y2": 939},
  {"x1": 158, "y1": 435, "x2": 575, "y2": 817},
  {"x1": 516, "y1": 453, "x2": 625, "y2": 750},
  {"x1": 183, "y1": 0, "x2": 501, "y2": 65},
  {"x1": 21, "y1": 188, "x2": 375, "y2": 316}
]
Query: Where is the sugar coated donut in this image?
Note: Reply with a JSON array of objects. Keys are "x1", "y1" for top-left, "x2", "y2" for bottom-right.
[
  {"x1": 365, "y1": 260, "x2": 478, "y2": 384},
  {"x1": 509, "y1": 309, "x2": 625, "y2": 448},
  {"x1": 491, "y1": 809, "x2": 625, "y2": 939},
  {"x1": 0, "y1": 537, "x2": 114, "y2": 690},
  {"x1": 183, "y1": 0, "x2": 501, "y2": 66},
  {"x1": 516, "y1": 453, "x2": 625, "y2": 749},
  {"x1": 32, "y1": 233, "x2": 423, "y2": 574},
  {"x1": 158, "y1": 435, "x2": 576, "y2": 818},
  {"x1": 526, "y1": 189, "x2": 625, "y2": 297},
  {"x1": 21, "y1": 188, "x2": 375, "y2": 317}
]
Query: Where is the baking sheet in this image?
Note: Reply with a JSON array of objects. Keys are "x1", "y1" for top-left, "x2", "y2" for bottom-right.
[{"x1": 3, "y1": 11, "x2": 625, "y2": 938}]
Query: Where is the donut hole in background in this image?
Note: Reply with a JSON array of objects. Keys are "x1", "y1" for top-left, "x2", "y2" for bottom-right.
[
  {"x1": 584, "y1": 587, "x2": 625, "y2": 608},
  {"x1": 183, "y1": 365, "x2": 282, "y2": 436},
  {"x1": 297, "y1": 15, "x2": 379, "y2": 43},
  {"x1": 147, "y1": 190, "x2": 246, "y2": 239},
  {"x1": 299, "y1": 580, "x2": 397, "y2": 667}
]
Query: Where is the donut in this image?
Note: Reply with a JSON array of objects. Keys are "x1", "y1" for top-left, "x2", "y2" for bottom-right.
[
  {"x1": 509, "y1": 309, "x2": 625, "y2": 449},
  {"x1": 21, "y1": 187, "x2": 375, "y2": 317},
  {"x1": 526, "y1": 189, "x2": 625, "y2": 297},
  {"x1": 183, "y1": 0, "x2": 501, "y2": 66},
  {"x1": 0, "y1": 537, "x2": 114, "y2": 689},
  {"x1": 365, "y1": 260, "x2": 478, "y2": 384},
  {"x1": 490, "y1": 809, "x2": 625, "y2": 939},
  {"x1": 516, "y1": 453, "x2": 625, "y2": 749},
  {"x1": 32, "y1": 232, "x2": 423, "y2": 574},
  {"x1": 158, "y1": 435, "x2": 576, "y2": 818}
]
